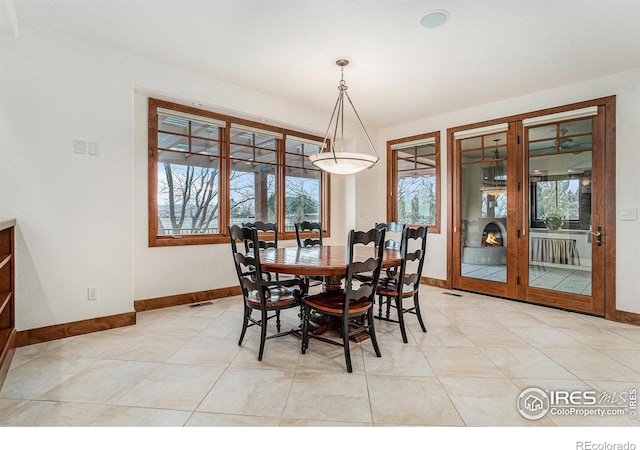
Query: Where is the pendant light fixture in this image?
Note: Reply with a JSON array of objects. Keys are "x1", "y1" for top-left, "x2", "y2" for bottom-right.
[
  {"x1": 478, "y1": 139, "x2": 507, "y2": 195},
  {"x1": 309, "y1": 59, "x2": 379, "y2": 175}
]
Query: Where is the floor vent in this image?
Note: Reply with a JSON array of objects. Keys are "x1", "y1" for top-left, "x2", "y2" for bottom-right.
[
  {"x1": 188, "y1": 301, "x2": 213, "y2": 308},
  {"x1": 442, "y1": 291, "x2": 464, "y2": 297}
]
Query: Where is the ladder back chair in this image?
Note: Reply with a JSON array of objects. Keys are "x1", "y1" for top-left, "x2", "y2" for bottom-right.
[
  {"x1": 295, "y1": 221, "x2": 323, "y2": 248},
  {"x1": 242, "y1": 221, "x2": 281, "y2": 281},
  {"x1": 301, "y1": 227, "x2": 386, "y2": 373},
  {"x1": 375, "y1": 225, "x2": 428, "y2": 343},
  {"x1": 229, "y1": 225, "x2": 304, "y2": 361},
  {"x1": 295, "y1": 221, "x2": 324, "y2": 291},
  {"x1": 375, "y1": 222, "x2": 405, "y2": 279}
]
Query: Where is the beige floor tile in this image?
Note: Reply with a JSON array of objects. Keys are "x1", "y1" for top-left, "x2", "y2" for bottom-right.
[
  {"x1": 542, "y1": 348, "x2": 640, "y2": 382},
  {"x1": 0, "y1": 399, "x2": 109, "y2": 426},
  {"x1": 39, "y1": 359, "x2": 159, "y2": 404},
  {"x1": 479, "y1": 346, "x2": 577, "y2": 380},
  {"x1": 415, "y1": 325, "x2": 474, "y2": 348},
  {"x1": 556, "y1": 326, "x2": 640, "y2": 349},
  {"x1": 167, "y1": 336, "x2": 242, "y2": 367},
  {"x1": 0, "y1": 355, "x2": 102, "y2": 400},
  {"x1": 198, "y1": 368, "x2": 294, "y2": 417},
  {"x1": 424, "y1": 346, "x2": 506, "y2": 378},
  {"x1": 597, "y1": 348, "x2": 640, "y2": 373},
  {"x1": 457, "y1": 324, "x2": 530, "y2": 347},
  {"x1": 283, "y1": 372, "x2": 372, "y2": 423},
  {"x1": 186, "y1": 411, "x2": 281, "y2": 426},
  {"x1": 364, "y1": 344, "x2": 434, "y2": 377},
  {"x1": 116, "y1": 363, "x2": 224, "y2": 410},
  {"x1": 368, "y1": 375, "x2": 464, "y2": 425},
  {"x1": 91, "y1": 405, "x2": 193, "y2": 426},
  {"x1": 507, "y1": 325, "x2": 586, "y2": 349}
]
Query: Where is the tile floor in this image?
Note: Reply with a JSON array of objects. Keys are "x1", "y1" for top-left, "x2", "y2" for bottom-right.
[{"x1": 1, "y1": 286, "x2": 639, "y2": 432}]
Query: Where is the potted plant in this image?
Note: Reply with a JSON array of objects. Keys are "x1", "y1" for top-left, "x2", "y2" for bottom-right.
[{"x1": 544, "y1": 209, "x2": 564, "y2": 230}]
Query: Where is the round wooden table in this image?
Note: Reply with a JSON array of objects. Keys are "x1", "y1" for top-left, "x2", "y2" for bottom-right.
[{"x1": 260, "y1": 245, "x2": 402, "y2": 290}]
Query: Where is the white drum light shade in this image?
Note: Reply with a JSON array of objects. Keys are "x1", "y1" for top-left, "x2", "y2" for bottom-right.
[{"x1": 309, "y1": 152, "x2": 379, "y2": 175}]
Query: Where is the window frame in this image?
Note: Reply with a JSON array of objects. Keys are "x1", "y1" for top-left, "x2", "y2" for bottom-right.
[
  {"x1": 148, "y1": 98, "x2": 330, "y2": 246},
  {"x1": 386, "y1": 131, "x2": 441, "y2": 233}
]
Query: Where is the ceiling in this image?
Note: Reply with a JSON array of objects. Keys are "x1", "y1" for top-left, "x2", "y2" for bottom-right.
[{"x1": 5, "y1": 0, "x2": 640, "y2": 129}]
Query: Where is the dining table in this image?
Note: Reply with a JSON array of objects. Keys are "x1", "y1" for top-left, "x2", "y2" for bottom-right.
[
  {"x1": 259, "y1": 245, "x2": 402, "y2": 291},
  {"x1": 259, "y1": 245, "x2": 402, "y2": 341}
]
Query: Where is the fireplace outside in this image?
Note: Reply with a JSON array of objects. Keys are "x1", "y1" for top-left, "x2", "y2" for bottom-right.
[{"x1": 462, "y1": 218, "x2": 507, "y2": 265}]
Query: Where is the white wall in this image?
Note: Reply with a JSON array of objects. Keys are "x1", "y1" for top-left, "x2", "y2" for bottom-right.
[
  {"x1": 0, "y1": 23, "x2": 350, "y2": 330},
  {"x1": 362, "y1": 68, "x2": 640, "y2": 314}
]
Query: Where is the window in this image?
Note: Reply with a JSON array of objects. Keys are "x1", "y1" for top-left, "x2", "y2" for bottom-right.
[
  {"x1": 387, "y1": 131, "x2": 440, "y2": 232},
  {"x1": 526, "y1": 116, "x2": 593, "y2": 230},
  {"x1": 148, "y1": 99, "x2": 329, "y2": 246}
]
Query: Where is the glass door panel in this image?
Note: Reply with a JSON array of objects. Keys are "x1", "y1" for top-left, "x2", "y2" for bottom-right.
[
  {"x1": 459, "y1": 132, "x2": 508, "y2": 283},
  {"x1": 526, "y1": 119, "x2": 593, "y2": 296}
]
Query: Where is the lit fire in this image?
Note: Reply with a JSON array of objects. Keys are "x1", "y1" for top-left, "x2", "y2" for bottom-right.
[{"x1": 483, "y1": 232, "x2": 501, "y2": 247}]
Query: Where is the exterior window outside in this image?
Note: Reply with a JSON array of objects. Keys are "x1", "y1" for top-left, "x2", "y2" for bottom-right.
[
  {"x1": 387, "y1": 131, "x2": 440, "y2": 231},
  {"x1": 148, "y1": 99, "x2": 328, "y2": 246}
]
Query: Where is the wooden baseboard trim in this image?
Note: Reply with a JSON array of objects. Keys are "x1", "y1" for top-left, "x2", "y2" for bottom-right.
[
  {"x1": 134, "y1": 286, "x2": 242, "y2": 312},
  {"x1": 16, "y1": 312, "x2": 136, "y2": 347},
  {"x1": 421, "y1": 276, "x2": 448, "y2": 289},
  {"x1": 615, "y1": 309, "x2": 640, "y2": 327}
]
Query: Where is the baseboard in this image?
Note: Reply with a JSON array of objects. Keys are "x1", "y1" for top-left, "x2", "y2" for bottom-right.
[
  {"x1": 615, "y1": 309, "x2": 640, "y2": 327},
  {"x1": 421, "y1": 276, "x2": 449, "y2": 289},
  {"x1": 16, "y1": 312, "x2": 137, "y2": 347},
  {"x1": 134, "y1": 286, "x2": 242, "y2": 312}
]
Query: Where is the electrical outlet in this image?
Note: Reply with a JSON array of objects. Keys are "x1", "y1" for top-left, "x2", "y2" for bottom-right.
[
  {"x1": 74, "y1": 140, "x2": 86, "y2": 154},
  {"x1": 88, "y1": 287, "x2": 98, "y2": 301}
]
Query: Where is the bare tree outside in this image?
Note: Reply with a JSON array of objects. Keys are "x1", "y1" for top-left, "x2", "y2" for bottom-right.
[{"x1": 159, "y1": 160, "x2": 220, "y2": 234}]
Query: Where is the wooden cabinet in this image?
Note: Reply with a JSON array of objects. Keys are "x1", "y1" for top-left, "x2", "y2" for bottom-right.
[{"x1": 0, "y1": 219, "x2": 16, "y2": 390}]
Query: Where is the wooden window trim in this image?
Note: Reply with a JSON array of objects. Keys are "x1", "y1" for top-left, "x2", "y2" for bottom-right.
[
  {"x1": 386, "y1": 131, "x2": 441, "y2": 234},
  {"x1": 148, "y1": 98, "x2": 330, "y2": 246}
]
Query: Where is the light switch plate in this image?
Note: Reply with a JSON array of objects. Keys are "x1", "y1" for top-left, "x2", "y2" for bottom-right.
[{"x1": 619, "y1": 208, "x2": 637, "y2": 221}]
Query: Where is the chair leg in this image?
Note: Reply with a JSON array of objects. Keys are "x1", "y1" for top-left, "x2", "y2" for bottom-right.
[
  {"x1": 239, "y1": 303, "x2": 250, "y2": 346},
  {"x1": 396, "y1": 295, "x2": 408, "y2": 344},
  {"x1": 368, "y1": 309, "x2": 382, "y2": 357},
  {"x1": 276, "y1": 310, "x2": 281, "y2": 332},
  {"x1": 413, "y1": 292, "x2": 427, "y2": 333},
  {"x1": 385, "y1": 294, "x2": 392, "y2": 319},
  {"x1": 258, "y1": 309, "x2": 268, "y2": 361},
  {"x1": 301, "y1": 305, "x2": 309, "y2": 354},
  {"x1": 377, "y1": 294, "x2": 383, "y2": 319},
  {"x1": 342, "y1": 315, "x2": 352, "y2": 373}
]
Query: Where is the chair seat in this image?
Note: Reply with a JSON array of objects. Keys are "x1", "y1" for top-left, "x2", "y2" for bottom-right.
[
  {"x1": 247, "y1": 287, "x2": 299, "y2": 308},
  {"x1": 376, "y1": 278, "x2": 418, "y2": 298},
  {"x1": 303, "y1": 289, "x2": 372, "y2": 315}
]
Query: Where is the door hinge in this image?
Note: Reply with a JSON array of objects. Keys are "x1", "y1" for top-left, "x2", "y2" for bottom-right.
[
  {"x1": 517, "y1": 135, "x2": 521, "y2": 145},
  {"x1": 517, "y1": 276, "x2": 520, "y2": 285},
  {"x1": 517, "y1": 229, "x2": 521, "y2": 238},
  {"x1": 517, "y1": 181, "x2": 521, "y2": 192}
]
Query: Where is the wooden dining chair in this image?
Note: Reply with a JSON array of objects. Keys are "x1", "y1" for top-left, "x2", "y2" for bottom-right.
[
  {"x1": 242, "y1": 221, "x2": 278, "y2": 251},
  {"x1": 242, "y1": 221, "x2": 282, "y2": 281},
  {"x1": 375, "y1": 225, "x2": 428, "y2": 343},
  {"x1": 229, "y1": 225, "x2": 304, "y2": 361},
  {"x1": 295, "y1": 221, "x2": 324, "y2": 291},
  {"x1": 300, "y1": 227, "x2": 386, "y2": 373},
  {"x1": 295, "y1": 221, "x2": 323, "y2": 248},
  {"x1": 375, "y1": 221, "x2": 405, "y2": 282}
]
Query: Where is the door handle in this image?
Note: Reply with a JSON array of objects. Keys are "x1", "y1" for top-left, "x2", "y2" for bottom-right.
[{"x1": 591, "y1": 226, "x2": 602, "y2": 246}]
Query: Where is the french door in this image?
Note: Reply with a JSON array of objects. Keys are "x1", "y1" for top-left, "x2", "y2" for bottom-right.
[{"x1": 451, "y1": 98, "x2": 614, "y2": 316}]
